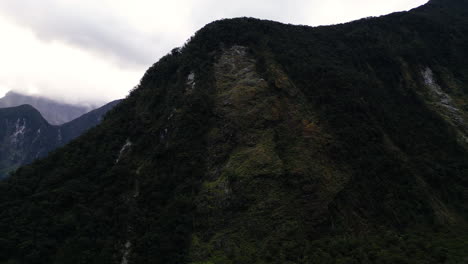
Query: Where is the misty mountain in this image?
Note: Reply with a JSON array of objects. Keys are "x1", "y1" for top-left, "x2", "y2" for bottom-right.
[
  {"x1": 0, "y1": 0, "x2": 467, "y2": 263},
  {"x1": 59, "y1": 100, "x2": 121, "y2": 142},
  {"x1": 0, "y1": 100, "x2": 120, "y2": 178},
  {"x1": 0, "y1": 91, "x2": 94, "y2": 125}
]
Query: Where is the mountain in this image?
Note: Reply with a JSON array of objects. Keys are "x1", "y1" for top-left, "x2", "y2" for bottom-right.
[
  {"x1": 0, "y1": 100, "x2": 121, "y2": 178},
  {"x1": 59, "y1": 100, "x2": 121, "y2": 142},
  {"x1": 0, "y1": 105, "x2": 57, "y2": 178},
  {"x1": 0, "y1": 0, "x2": 467, "y2": 263},
  {"x1": 0, "y1": 91, "x2": 93, "y2": 125}
]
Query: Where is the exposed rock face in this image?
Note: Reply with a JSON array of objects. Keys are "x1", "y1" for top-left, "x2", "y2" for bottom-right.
[
  {"x1": 0, "y1": 91, "x2": 93, "y2": 125},
  {"x1": 0, "y1": 100, "x2": 120, "y2": 178},
  {"x1": 0, "y1": 105, "x2": 57, "y2": 178},
  {"x1": 190, "y1": 46, "x2": 350, "y2": 259},
  {"x1": 420, "y1": 67, "x2": 468, "y2": 145}
]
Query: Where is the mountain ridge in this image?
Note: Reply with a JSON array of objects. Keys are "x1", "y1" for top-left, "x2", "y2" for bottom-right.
[
  {"x1": 0, "y1": 91, "x2": 96, "y2": 125},
  {"x1": 0, "y1": 100, "x2": 121, "y2": 178}
]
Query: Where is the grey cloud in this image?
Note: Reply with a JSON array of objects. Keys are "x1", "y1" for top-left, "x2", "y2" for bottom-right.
[
  {"x1": 0, "y1": 0, "x2": 169, "y2": 68},
  {"x1": 189, "y1": 0, "x2": 311, "y2": 27}
]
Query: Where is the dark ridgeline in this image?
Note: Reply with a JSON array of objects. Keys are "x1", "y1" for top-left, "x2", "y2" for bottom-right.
[
  {"x1": 0, "y1": 91, "x2": 93, "y2": 125},
  {"x1": 0, "y1": 100, "x2": 121, "y2": 178},
  {"x1": 0, "y1": 0, "x2": 467, "y2": 263}
]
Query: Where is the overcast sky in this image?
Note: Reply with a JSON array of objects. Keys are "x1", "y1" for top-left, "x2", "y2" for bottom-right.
[{"x1": 0, "y1": 0, "x2": 428, "y2": 106}]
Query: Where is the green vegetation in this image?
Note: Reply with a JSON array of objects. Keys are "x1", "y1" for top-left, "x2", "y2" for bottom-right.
[
  {"x1": 0, "y1": 0, "x2": 467, "y2": 263},
  {"x1": 0, "y1": 101, "x2": 120, "y2": 178}
]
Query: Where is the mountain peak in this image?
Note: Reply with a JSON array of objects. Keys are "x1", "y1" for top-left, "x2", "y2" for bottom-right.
[
  {"x1": 0, "y1": 100, "x2": 120, "y2": 178},
  {"x1": 0, "y1": 104, "x2": 47, "y2": 121},
  {"x1": 0, "y1": 91, "x2": 94, "y2": 125}
]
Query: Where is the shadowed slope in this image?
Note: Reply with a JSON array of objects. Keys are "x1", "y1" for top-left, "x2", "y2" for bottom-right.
[{"x1": 0, "y1": 100, "x2": 121, "y2": 178}]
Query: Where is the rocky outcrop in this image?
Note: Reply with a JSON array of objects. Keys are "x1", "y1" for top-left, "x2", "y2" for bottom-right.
[
  {"x1": 0, "y1": 100, "x2": 120, "y2": 178},
  {"x1": 420, "y1": 67, "x2": 468, "y2": 145}
]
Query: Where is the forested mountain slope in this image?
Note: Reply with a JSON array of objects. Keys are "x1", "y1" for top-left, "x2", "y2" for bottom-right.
[
  {"x1": 0, "y1": 0, "x2": 467, "y2": 263},
  {"x1": 0, "y1": 100, "x2": 120, "y2": 178}
]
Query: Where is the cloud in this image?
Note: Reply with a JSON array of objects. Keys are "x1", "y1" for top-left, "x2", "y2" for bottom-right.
[
  {"x1": 0, "y1": 84, "x2": 8, "y2": 98},
  {"x1": 0, "y1": 0, "x2": 172, "y2": 68},
  {"x1": 0, "y1": 0, "x2": 428, "y2": 106},
  {"x1": 188, "y1": 0, "x2": 310, "y2": 25},
  {"x1": 0, "y1": 15, "x2": 141, "y2": 105},
  {"x1": 188, "y1": 0, "x2": 427, "y2": 27},
  {"x1": 304, "y1": 0, "x2": 428, "y2": 26}
]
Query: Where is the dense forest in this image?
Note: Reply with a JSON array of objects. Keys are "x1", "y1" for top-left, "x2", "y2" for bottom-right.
[
  {"x1": 0, "y1": 100, "x2": 120, "y2": 178},
  {"x1": 0, "y1": 0, "x2": 467, "y2": 263}
]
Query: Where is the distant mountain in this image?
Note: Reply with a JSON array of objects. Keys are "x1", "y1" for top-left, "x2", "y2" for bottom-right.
[
  {"x1": 0, "y1": 91, "x2": 93, "y2": 125},
  {"x1": 0, "y1": 105, "x2": 56, "y2": 178},
  {"x1": 59, "y1": 100, "x2": 121, "y2": 141},
  {"x1": 0, "y1": 100, "x2": 120, "y2": 178}
]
